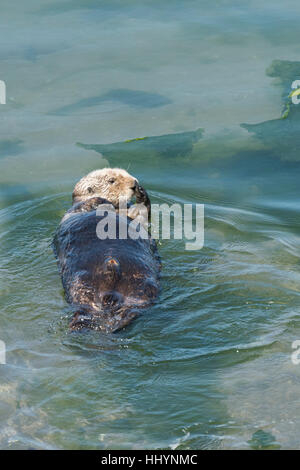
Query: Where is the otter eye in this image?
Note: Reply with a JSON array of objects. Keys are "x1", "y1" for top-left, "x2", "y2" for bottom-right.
[
  {"x1": 87, "y1": 187, "x2": 93, "y2": 193},
  {"x1": 108, "y1": 178, "x2": 116, "y2": 184}
]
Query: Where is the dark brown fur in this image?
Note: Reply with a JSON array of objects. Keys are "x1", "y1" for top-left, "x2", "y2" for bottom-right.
[{"x1": 53, "y1": 186, "x2": 160, "y2": 332}]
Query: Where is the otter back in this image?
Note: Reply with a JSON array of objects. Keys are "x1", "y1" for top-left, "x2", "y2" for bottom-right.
[{"x1": 53, "y1": 204, "x2": 160, "y2": 332}]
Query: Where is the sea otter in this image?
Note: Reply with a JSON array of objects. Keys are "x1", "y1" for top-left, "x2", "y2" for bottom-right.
[{"x1": 53, "y1": 168, "x2": 160, "y2": 332}]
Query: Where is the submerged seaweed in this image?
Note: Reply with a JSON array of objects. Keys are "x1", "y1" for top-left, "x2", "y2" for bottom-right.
[
  {"x1": 248, "y1": 430, "x2": 280, "y2": 450},
  {"x1": 77, "y1": 128, "x2": 204, "y2": 163},
  {"x1": 242, "y1": 60, "x2": 300, "y2": 161}
]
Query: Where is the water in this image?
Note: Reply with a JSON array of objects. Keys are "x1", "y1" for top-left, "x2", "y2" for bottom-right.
[{"x1": 1, "y1": 0, "x2": 300, "y2": 450}]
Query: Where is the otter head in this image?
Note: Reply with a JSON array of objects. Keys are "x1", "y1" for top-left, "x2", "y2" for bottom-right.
[{"x1": 72, "y1": 168, "x2": 138, "y2": 206}]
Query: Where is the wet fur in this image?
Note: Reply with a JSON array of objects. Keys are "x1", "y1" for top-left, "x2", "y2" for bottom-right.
[{"x1": 53, "y1": 170, "x2": 160, "y2": 332}]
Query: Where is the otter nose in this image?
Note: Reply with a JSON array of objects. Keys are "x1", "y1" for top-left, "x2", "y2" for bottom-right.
[{"x1": 131, "y1": 179, "x2": 138, "y2": 191}]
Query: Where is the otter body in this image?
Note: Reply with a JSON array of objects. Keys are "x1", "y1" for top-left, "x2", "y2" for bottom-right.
[{"x1": 53, "y1": 169, "x2": 160, "y2": 332}]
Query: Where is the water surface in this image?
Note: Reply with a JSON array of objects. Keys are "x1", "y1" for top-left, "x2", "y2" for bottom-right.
[{"x1": 1, "y1": 0, "x2": 300, "y2": 450}]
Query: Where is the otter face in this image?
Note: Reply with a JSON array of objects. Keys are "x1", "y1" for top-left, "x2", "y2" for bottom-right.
[{"x1": 72, "y1": 168, "x2": 138, "y2": 206}]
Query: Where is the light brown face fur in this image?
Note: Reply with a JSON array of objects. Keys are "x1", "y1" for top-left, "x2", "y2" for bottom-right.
[{"x1": 72, "y1": 168, "x2": 138, "y2": 206}]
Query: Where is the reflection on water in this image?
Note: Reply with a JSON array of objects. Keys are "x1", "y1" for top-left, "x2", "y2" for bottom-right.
[{"x1": 1, "y1": 0, "x2": 300, "y2": 450}]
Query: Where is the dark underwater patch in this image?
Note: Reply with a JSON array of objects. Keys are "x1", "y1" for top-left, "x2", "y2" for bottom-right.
[
  {"x1": 77, "y1": 128, "x2": 204, "y2": 163},
  {"x1": 0, "y1": 140, "x2": 24, "y2": 158},
  {"x1": 248, "y1": 430, "x2": 280, "y2": 450},
  {"x1": 22, "y1": 45, "x2": 65, "y2": 63},
  {"x1": 242, "y1": 60, "x2": 300, "y2": 162},
  {"x1": 52, "y1": 88, "x2": 171, "y2": 115}
]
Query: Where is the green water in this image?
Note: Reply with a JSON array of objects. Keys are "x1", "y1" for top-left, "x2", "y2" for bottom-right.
[{"x1": 1, "y1": 0, "x2": 300, "y2": 450}]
